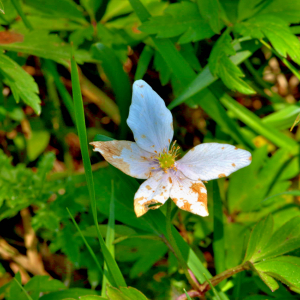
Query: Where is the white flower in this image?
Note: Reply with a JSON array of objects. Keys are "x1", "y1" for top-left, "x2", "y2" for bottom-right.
[{"x1": 90, "y1": 80, "x2": 252, "y2": 217}]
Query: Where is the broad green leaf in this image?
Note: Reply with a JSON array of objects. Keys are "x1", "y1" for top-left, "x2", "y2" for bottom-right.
[
  {"x1": 244, "y1": 215, "x2": 274, "y2": 263},
  {"x1": 235, "y1": 15, "x2": 300, "y2": 65},
  {"x1": 237, "y1": 0, "x2": 271, "y2": 21},
  {"x1": 213, "y1": 181, "x2": 225, "y2": 275},
  {"x1": 258, "y1": 216, "x2": 300, "y2": 260},
  {"x1": 0, "y1": 53, "x2": 41, "y2": 114},
  {"x1": 254, "y1": 256, "x2": 300, "y2": 289},
  {"x1": 106, "y1": 286, "x2": 148, "y2": 300},
  {"x1": 27, "y1": 131, "x2": 51, "y2": 161},
  {"x1": 139, "y1": 2, "x2": 214, "y2": 44},
  {"x1": 258, "y1": 0, "x2": 300, "y2": 23},
  {"x1": 196, "y1": 0, "x2": 224, "y2": 33},
  {"x1": 40, "y1": 289, "x2": 100, "y2": 300},
  {"x1": 80, "y1": 296, "x2": 107, "y2": 300},
  {"x1": 0, "y1": 30, "x2": 93, "y2": 65},
  {"x1": 255, "y1": 271, "x2": 279, "y2": 292},
  {"x1": 24, "y1": 0, "x2": 86, "y2": 23},
  {"x1": 209, "y1": 31, "x2": 255, "y2": 94},
  {"x1": 24, "y1": 276, "x2": 66, "y2": 293},
  {"x1": 91, "y1": 43, "x2": 131, "y2": 139},
  {"x1": 12, "y1": 16, "x2": 84, "y2": 31}
]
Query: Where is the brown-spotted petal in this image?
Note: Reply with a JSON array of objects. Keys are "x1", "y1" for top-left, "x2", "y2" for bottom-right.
[
  {"x1": 90, "y1": 140, "x2": 156, "y2": 179},
  {"x1": 170, "y1": 172, "x2": 208, "y2": 217},
  {"x1": 176, "y1": 143, "x2": 251, "y2": 181},
  {"x1": 134, "y1": 171, "x2": 172, "y2": 217}
]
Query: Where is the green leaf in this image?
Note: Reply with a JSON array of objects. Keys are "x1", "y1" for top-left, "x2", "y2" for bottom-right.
[
  {"x1": 168, "y1": 39, "x2": 261, "y2": 109},
  {"x1": 196, "y1": 0, "x2": 224, "y2": 33},
  {"x1": 40, "y1": 288, "x2": 100, "y2": 300},
  {"x1": 139, "y1": 2, "x2": 214, "y2": 44},
  {"x1": 24, "y1": 276, "x2": 66, "y2": 293},
  {"x1": 244, "y1": 215, "x2": 274, "y2": 263},
  {"x1": 79, "y1": 296, "x2": 107, "y2": 300},
  {"x1": 258, "y1": 216, "x2": 300, "y2": 260},
  {"x1": 257, "y1": 0, "x2": 300, "y2": 24},
  {"x1": 213, "y1": 181, "x2": 225, "y2": 275},
  {"x1": 254, "y1": 256, "x2": 300, "y2": 289},
  {"x1": 106, "y1": 286, "x2": 148, "y2": 300},
  {"x1": 24, "y1": 0, "x2": 86, "y2": 23},
  {"x1": 235, "y1": 14, "x2": 300, "y2": 65},
  {"x1": 0, "y1": 53, "x2": 41, "y2": 114},
  {"x1": 27, "y1": 131, "x2": 51, "y2": 161},
  {"x1": 0, "y1": 30, "x2": 92, "y2": 65},
  {"x1": 208, "y1": 31, "x2": 255, "y2": 94},
  {"x1": 71, "y1": 47, "x2": 126, "y2": 288},
  {"x1": 134, "y1": 45, "x2": 154, "y2": 80}
]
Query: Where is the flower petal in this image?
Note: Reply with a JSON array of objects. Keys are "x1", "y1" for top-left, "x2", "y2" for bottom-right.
[
  {"x1": 170, "y1": 172, "x2": 208, "y2": 216},
  {"x1": 127, "y1": 80, "x2": 173, "y2": 154},
  {"x1": 134, "y1": 171, "x2": 172, "y2": 217},
  {"x1": 176, "y1": 143, "x2": 252, "y2": 181},
  {"x1": 90, "y1": 140, "x2": 157, "y2": 179}
]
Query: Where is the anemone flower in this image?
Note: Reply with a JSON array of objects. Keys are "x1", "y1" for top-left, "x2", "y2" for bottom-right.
[{"x1": 90, "y1": 80, "x2": 252, "y2": 217}]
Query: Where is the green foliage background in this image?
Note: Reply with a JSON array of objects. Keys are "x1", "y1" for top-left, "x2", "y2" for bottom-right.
[{"x1": 0, "y1": 0, "x2": 300, "y2": 299}]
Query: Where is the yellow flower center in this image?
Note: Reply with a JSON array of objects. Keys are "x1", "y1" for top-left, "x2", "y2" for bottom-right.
[{"x1": 157, "y1": 141, "x2": 180, "y2": 172}]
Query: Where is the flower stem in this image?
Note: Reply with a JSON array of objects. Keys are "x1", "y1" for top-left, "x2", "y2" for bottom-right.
[{"x1": 166, "y1": 200, "x2": 200, "y2": 290}]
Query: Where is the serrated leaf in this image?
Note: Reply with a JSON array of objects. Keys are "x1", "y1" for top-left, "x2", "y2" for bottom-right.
[
  {"x1": 235, "y1": 14, "x2": 300, "y2": 65},
  {"x1": 254, "y1": 256, "x2": 300, "y2": 289},
  {"x1": 139, "y1": 2, "x2": 214, "y2": 44},
  {"x1": 258, "y1": 0, "x2": 300, "y2": 24},
  {"x1": 258, "y1": 216, "x2": 300, "y2": 260},
  {"x1": 0, "y1": 30, "x2": 93, "y2": 65},
  {"x1": 256, "y1": 271, "x2": 279, "y2": 292},
  {"x1": 24, "y1": 0, "x2": 86, "y2": 22},
  {"x1": 208, "y1": 31, "x2": 255, "y2": 94},
  {"x1": 24, "y1": 276, "x2": 66, "y2": 293},
  {"x1": 244, "y1": 215, "x2": 274, "y2": 263},
  {"x1": 196, "y1": 0, "x2": 224, "y2": 34},
  {"x1": 0, "y1": 53, "x2": 41, "y2": 114}
]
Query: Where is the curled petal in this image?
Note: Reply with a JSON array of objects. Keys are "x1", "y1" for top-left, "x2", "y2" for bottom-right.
[
  {"x1": 170, "y1": 172, "x2": 208, "y2": 216},
  {"x1": 127, "y1": 80, "x2": 174, "y2": 154},
  {"x1": 90, "y1": 140, "x2": 156, "y2": 179},
  {"x1": 134, "y1": 171, "x2": 172, "y2": 217},
  {"x1": 176, "y1": 143, "x2": 252, "y2": 181}
]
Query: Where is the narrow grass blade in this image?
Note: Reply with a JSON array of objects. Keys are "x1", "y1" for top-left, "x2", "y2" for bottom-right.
[
  {"x1": 213, "y1": 181, "x2": 226, "y2": 280},
  {"x1": 183, "y1": 289, "x2": 192, "y2": 300},
  {"x1": 11, "y1": 0, "x2": 33, "y2": 30},
  {"x1": 134, "y1": 45, "x2": 154, "y2": 80},
  {"x1": 101, "y1": 181, "x2": 115, "y2": 296},
  {"x1": 70, "y1": 47, "x2": 126, "y2": 288},
  {"x1": 66, "y1": 208, "x2": 104, "y2": 278},
  {"x1": 218, "y1": 92, "x2": 298, "y2": 153},
  {"x1": 203, "y1": 273, "x2": 222, "y2": 300}
]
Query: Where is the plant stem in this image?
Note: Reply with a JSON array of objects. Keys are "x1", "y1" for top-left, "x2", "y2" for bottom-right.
[
  {"x1": 200, "y1": 262, "x2": 250, "y2": 293},
  {"x1": 166, "y1": 200, "x2": 200, "y2": 290}
]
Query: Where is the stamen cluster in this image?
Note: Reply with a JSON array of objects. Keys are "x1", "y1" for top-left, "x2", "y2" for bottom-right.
[{"x1": 157, "y1": 141, "x2": 180, "y2": 172}]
